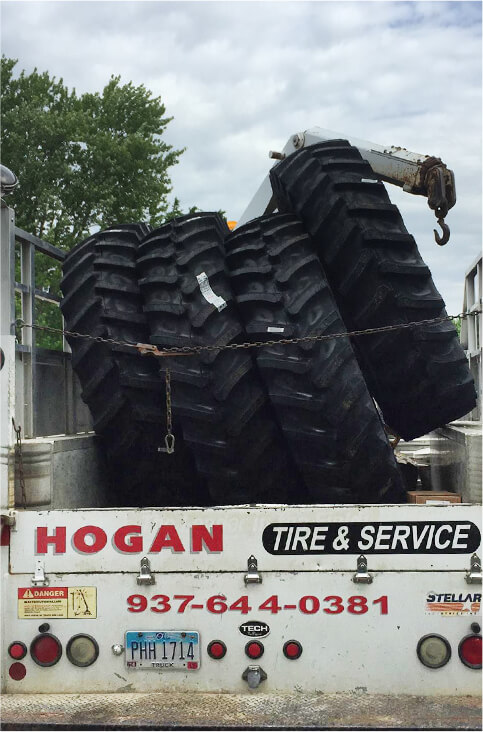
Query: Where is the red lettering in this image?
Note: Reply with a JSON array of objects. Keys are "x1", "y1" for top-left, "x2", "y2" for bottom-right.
[
  {"x1": 149, "y1": 525, "x2": 184, "y2": 553},
  {"x1": 113, "y1": 525, "x2": 143, "y2": 553},
  {"x1": 36, "y1": 526, "x2": 66, "y2": 554},
  {"x1": 1, "y1": 525, "x2": 10, "y2": 546},
  {"x1": 191, "y1": 525, "x2": 223, "y2": 553},
  {"x1": 72, "y1": 525, "x2": 107, "y2": 554}
]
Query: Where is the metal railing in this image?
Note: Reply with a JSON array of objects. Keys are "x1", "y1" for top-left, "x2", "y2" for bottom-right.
[{"x1": 1, "y1": 201, "x2": 92, "y2": 438}]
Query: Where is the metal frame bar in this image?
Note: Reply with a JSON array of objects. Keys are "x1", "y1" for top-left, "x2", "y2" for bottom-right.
[
  {"x1": 1, "y1": 206, "x2": 76, "y2": 444},
  {"x1": 461, "y1": 254, "x2": 482, "y2": 420},
  {"x1": 15, "y1": 227, "x2": 65, "y2": 262}
]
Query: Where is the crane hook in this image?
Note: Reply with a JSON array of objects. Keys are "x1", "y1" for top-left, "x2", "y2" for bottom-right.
[{"x1": 434, "y1": 217, "x2": 450, "y2": 246}]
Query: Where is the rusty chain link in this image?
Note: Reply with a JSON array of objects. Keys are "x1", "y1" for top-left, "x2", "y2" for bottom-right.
[
  {"x1": 12, "y1": 312, "x2": 478, "y2": 461},
  {"x1": 14, "y1": 313, "x2": 477, "y2": 359},
  {"x1": 12, "y1": 419, "x2": 27, "y2": 509}
]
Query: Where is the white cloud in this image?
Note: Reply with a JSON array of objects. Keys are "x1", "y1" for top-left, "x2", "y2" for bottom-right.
[{"x1": 1, "y1": 0, "x2": 481, "y2": 314}]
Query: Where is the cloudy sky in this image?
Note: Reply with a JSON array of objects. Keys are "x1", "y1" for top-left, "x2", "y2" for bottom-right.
[{"x1": 2, "y1": 0, "x2": 481, "y2": 314}]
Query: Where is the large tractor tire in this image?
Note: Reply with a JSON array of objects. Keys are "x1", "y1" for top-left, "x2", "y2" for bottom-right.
[
  {"x1": 269, "y1": 140, "x2": 476, "y2": 440},
  {"x1": 225, "y1": 213, "x2": 405, "y2": 503},
  {"x1": 136, "y1": 213, "x2": 304, "y2": 505},
  {"x1": 60, "y1": 224, "x2": 200, "y2": 506}
]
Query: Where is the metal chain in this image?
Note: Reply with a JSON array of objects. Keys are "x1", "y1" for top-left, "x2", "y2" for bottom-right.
[
  {"x1": 14, "y1": 312, "x2": 478, "y2": 358},
  {"x1": 12, "y1": 311, "x2": 478, "y2": 461},
  {"x1": 158, "y1": 367, "x2": 175, "y2": 455},
  {"x1": 12, "y1": 419, "x2": 27, "y2": 509}
]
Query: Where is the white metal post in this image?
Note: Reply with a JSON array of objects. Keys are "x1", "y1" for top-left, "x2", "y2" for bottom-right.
[
  {"x1": 0, "y1": 201, "x2": 17, "y2": 510},
  {"x1": 19, "y1": 239, "x2": 35, "y2": 437}
]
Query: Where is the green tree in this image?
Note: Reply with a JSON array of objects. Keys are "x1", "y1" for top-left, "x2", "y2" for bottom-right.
[
  {"x1": 452, "y1": 317, "x2": 462, "y2": 337},
  {"x1": 1, "y1": 57, "x2": 190, "y2": 348}
]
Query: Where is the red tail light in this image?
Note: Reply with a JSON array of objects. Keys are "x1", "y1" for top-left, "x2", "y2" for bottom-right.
[
  {"x1": 458, "y1": 634, "x2": 482, "y2": 669},
  {"x1": 8, "y1": 642, "x2": 27, "y2": 660},
  {"x1": 207, "y1": 640, "x2": 227, "y2": 659},
  {"x1": 30, "y1": 633, "x2": 62, "y2": 667},
  {"x1": 245, "y1": 641, "x2": 264, "y2": 659},
  {"x1": 283, "y1": 640, "x2": 303, "y2": 659},
  {"x1": 9, "y1": 662, "x2": 26, "y2": 680}
]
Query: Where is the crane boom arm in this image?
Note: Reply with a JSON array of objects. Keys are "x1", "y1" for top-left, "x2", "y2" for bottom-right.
[{"x1": 238, "y1": 127, "x2": 456, "y2": 245}]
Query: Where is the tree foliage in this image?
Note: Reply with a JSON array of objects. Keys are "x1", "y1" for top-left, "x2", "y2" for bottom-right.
[{"x1": 1, "y1": 57, "x2": 190, "y2": 348}]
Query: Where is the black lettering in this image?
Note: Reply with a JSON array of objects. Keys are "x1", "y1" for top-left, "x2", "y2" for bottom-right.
[
  {"x1": 427, "y1": 594, "x2": 436, "y2": 602},
  {"x1": 130, "y1": 641, "x2": 138, "y2": 660},
  {"x1": 148, "y1": 642, "x2": 156, "y2": 659}
]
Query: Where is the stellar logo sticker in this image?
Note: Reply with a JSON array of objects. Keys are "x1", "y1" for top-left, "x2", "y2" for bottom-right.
[
  {"x1": 18, "y1": 586, "x2": 97, "y2": 619},
  {"x1": 239, "y1": 621, "x2": 270, "y2": 638},
  {"x1": 425, "y1": 591, "x2": 481, "y2": 616}
]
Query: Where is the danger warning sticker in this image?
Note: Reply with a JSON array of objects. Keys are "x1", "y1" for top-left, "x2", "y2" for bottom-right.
[{"x1": 18, "y1": 587, "x2": 96, "y2": 619}]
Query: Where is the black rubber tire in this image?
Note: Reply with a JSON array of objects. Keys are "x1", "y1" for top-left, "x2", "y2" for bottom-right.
[
  {"x1": 60, "y1": 224, "x2": 200, "y2": 506},
  {"x1": 137, "y1": 212, "x2": 304, "y2": 505},
  {"x1": 270, "y1": 141, "x2": 476, "y2": 440},
  {"x1": 225, "y1": 213, "x2": 405, "y2": 503}
]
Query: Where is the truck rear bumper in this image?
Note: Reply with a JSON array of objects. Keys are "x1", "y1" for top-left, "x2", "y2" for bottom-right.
[{"x1": 0, "y1": 691, "x2": 481, "y2": 730}]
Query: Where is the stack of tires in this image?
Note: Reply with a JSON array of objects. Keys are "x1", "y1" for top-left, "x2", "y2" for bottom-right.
[{"x1": 60, "y1": 141, "x2": 476, "y2": 506}]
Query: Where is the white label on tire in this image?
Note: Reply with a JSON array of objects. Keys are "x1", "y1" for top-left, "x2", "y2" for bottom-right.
[
  {"x1": 196, "y1": 272, "x2": 227, "y2": 312},
  {"x1": 267, "y1": 327, "x2": 285, "y2": 333}
]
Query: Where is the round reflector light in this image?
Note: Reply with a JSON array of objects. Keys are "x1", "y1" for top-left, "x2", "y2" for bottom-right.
[
  {"x1": 245, "y1": 641, "x2": 264, "y2": 659},
  {"x1": 30, "y1": 633, "x2": 62, "y2": 667},
  {"x1": 417, "y1": 634, "x2": 451, "y2": 669},
  {"x1": 207, "y1": 640, "x2": 227, "y2": 660},
  {"x1": 283, "y1": 640, "x2": 303, "y2": 660},
  {"x1": 66, "y1": 634, "x2": 99, "y2": 667},
  {"x1": 458, "y1": 634, "x2": 482, "y2": 669},
  {"x1": 8, "y1": 641, "x2": 27, "y2": 660},
  {"x1": 9, "y1": 662, "x2": 26, "y2": 681}
]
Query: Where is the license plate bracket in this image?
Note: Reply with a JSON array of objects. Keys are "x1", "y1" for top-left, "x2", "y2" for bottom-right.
[{"x1": 125, "y1": 630, "x2": 200, "y2": 670}]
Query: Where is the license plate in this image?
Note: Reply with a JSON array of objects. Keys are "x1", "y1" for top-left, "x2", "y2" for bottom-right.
[{"x1": 125, "y1": 630, "x2": 200, "y2": 670}]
